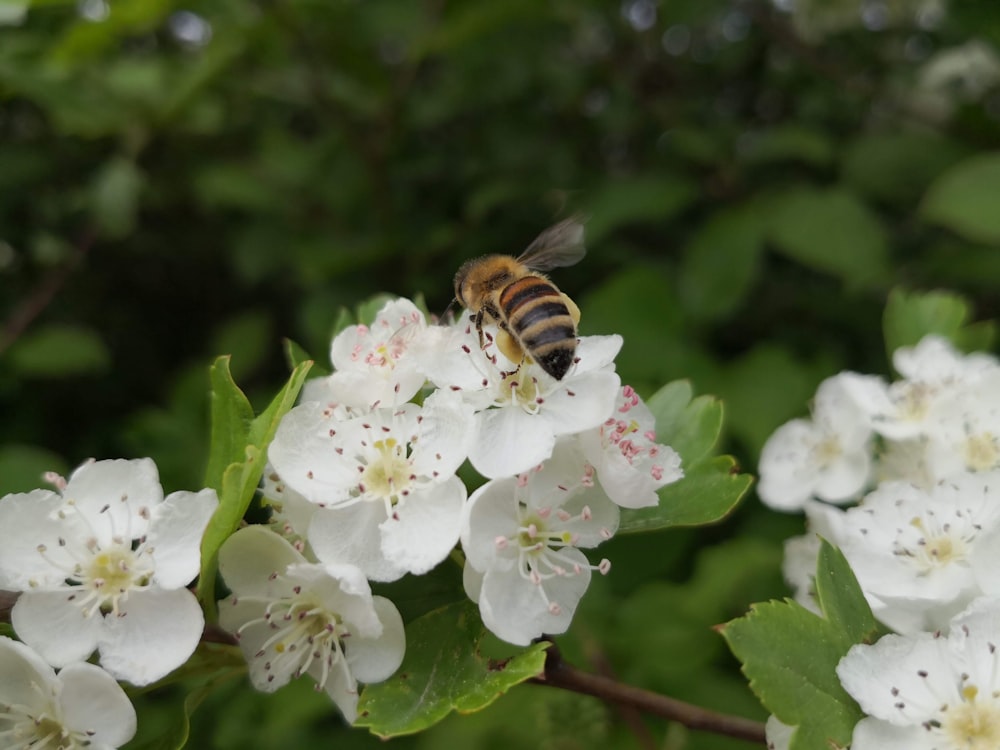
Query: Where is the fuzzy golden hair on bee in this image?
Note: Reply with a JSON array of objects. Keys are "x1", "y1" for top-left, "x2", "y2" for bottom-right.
[{"x1": 453, "y1": 216, "x2": 585, "y2": 380}]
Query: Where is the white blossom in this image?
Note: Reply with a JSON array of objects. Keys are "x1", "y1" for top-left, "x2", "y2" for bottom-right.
[
  {"x1": 0, "y1": 458, "x2": 218, "y2": 685},
  {"x1": 837, "y1": 597, "x2": 1000, "y2": 750},
  {"x1": 578, "y1": 384, "x2": 682, "y2": 508},
  {"x1": 758, "y1": 374, "x2": 874, "y2": 510},
  {"x1": 461, "y1": 440, "x2": 618, "y2": 645},
  {"x1": 0, "y1": 636, "x2": 136, "y2": 750},
  {"x1": 835, "y1": 473, "x2": 1000, "y2": 634},
  {"x1": 420, "y1": 318, "x2": 623, "y2": 479},
  {"x1": 312, "y1": 297, "x2": 431, "y2": 409},
  {"x1": 218, "y1": 526, "x2": 404, "y2": 723},
  {"x1": 269, "y1": 389, "x2": 472, "y2": 581}
]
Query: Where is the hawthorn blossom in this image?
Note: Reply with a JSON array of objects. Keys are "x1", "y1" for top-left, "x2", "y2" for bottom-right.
[
  {"x1": 461, "y1": 440, "x2": 619, "y2": 645},
  {"x1": 0, "y1": 636, "x2": 137, "y2": 750},
  {"x1": 312, "y1": 297, "x2": 431, "y2": 409},
  {"x1": 420, "y1": 318, "x2": 623, "y2": 478},
  {"x1": 758, "y1": 373, "x2": 875, "y2": 511},
  {"x1": 834, "y1": 473, "x2": 1000, "y2": 634},
  {"x1": 578, "y1": 385, "x2": 683, "y2": 508},
  {"x1": 837, "y1": 597, "x2": 1000, "y2": 750},
  {"x1": 217, "y1": 526, "x2": 405, "y2": 723},
  {"x1": 0, "y1": 458, "x2": 218, "y2": 685},
  {"x1": 269, "y1": 389, "x2": 472, "y2": 581}
]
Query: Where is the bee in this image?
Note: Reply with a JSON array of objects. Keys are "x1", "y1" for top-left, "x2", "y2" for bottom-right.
[{"x1": 453, "y1": 216, "x2": 585, "y2": 380}]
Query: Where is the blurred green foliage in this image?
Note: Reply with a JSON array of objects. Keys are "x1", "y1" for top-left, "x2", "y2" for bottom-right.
[{"x1": 2, "y1": 0, "x2": 1000, "y2": 747}]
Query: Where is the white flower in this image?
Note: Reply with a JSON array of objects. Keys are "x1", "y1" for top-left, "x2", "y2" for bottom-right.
[
  {"x1": 0, "y1": 458, "x2": 218, "y2": 685},
  {"x1": 923, "y1": 370, "x2": 1000, "y2": 480},
  {"x1": 578, "y1": 384, "x2": 683, "y2": 508},
  {"x1": 843, "y1": 335, "x2": 998, "y2": 444},
  {"x1": 217, "y1": 526, "x2": 405, "y2": 723},
  {"x1": 837, "y1": 597, "x2": 1000, "y2": 750},
  {"x1": 313, "y1": 298, "x2": 431, "y2": 409},
  {"x1": 0, "y1": 636, "x2": 137, "y2": 750},
  {"x1": 269, "y1": 389, "x2": 472, "y2": 581},
  {"x1": 836, "y1": 473, "x2": 1000, "y2": 634},
  {"x1": 461, "y1": 440, "x2": 619, "y2": 645},
  {"x1": 421, "y1": 319, "x2": 623, "y2": 479},
  {"x1": 758, "y1": 374, "x2": 874, "y2": 511}
]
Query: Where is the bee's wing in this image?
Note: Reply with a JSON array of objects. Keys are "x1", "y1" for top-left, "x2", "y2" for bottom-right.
[{"x1": 516, "y1": 215, "x2": 586, "y2": 272}]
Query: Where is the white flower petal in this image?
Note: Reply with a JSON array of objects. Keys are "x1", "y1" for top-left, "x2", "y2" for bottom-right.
[
  {"x1": 268, "y1": 401, "x2": 361, "y2": 505},
  {"x1": 218, "y1": 525, "x2": 307, "y2": 598},
  {"x1": 58, "y1": 661, "x2": 138, "y2": 746},
  {"x1": 148, "y1": 488, "x2": 218, "y2": 589},
  {"x1": 345, "y1": 596, "x2": 405, "y2": 684},
  {"x1": 381, "y1": 478, "x2": 466, "y2": 575},
  {"x1": 469, "y1": 408, "x2": 556, "y2": 479},
  {"x1": 318, "y1": 662, "x2": 359, "y2": 723},
  {"x1": 12, "y1": 591, "x2": 103, "y2": 667},
  {"x1": 64, "y1": 458, "x2": 162, "y2": 544},
  {"x1": 479, "y1": 550, "x2": 592, "y2": 646},
  {"x1": 541, "y1": 370, "x2": 621, "y2": 436},
  {"x1": 100, "y1": 587, "x2": 204, "y2": 685},
  {"x1": 309, "y1": 503, "x2": 405, "y2": 582},
  {"x1": 0, "y1": 635, "x2": 58, "y2": 711},
  {"x1": 461, "y1": 478, "x2": 520, "y2": 572},
  {"x1": 0, "y1": 490, "x2": 80, "y2": 589}
]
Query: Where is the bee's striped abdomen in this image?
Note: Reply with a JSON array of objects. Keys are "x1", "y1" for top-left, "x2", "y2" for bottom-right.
[{"x1": 499, "y1": 275, "x2": 578, "y2": 380}]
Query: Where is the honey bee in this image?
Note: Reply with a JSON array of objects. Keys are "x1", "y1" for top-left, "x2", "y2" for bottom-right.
[{"x1": 453, "y1": 216, "x2": 586, "y2": 380}]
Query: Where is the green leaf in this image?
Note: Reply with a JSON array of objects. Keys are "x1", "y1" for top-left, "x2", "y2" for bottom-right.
[
  {"x1": 842, "y1": 131, "x2": 967, "y2": 206},
  {"x1": 921, "y1": 152, "x2": 1000, "y2": 244},
  {"x1": 199, "y1": 358, "x2": 312, "y2": 616},
  {"x1": 814, "y1": 540, "x2": 879, "y2": 646},
  {"x1": 882, "y1": 288, "x2": 996, "y2": 363},
  {"x1": 283, "y1": 338, "x2": 321, "y2": 374},
  {"x1": 738, "y1": 125, "x2": 834, "y2": 167},
  {"x1": 584, "y1": 175, "x2": 698, "y2": 244},
  {"x1": 645, "y1": 380, "x2": 723, "y2": 467},
  {"x1": 355, "y1": 600, "x2": 549, "y2": 737},
  {"x1": 619, "y1": 455, "x2": 752, "y2": 533},
  {"x1": 209, "y1": 310, "x2": 274, "y2": 382},
  {"x1": 677, "y1": 204, "x2": 765, "y2": 322},
  {"x1": 203, "y1": 357, "x2": 254, "y2": 494},
  {"x1": 721, "y1": 600, "x2": 861, "y2": 750},
  {"x1": 765, "y1": 187, "x2": 889, "y2": 285},
  {"x1": 6, "y1": 323, "x2": 110, "y2": 378}
]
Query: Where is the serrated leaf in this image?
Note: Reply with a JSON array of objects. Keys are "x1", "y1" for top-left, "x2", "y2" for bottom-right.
[
  {"x1": 199, "y1": 359, "x2": 312, "y2": 615},
  {"x1": 921, "y1": 152, "x2": 1000, "y2": 243},
  {"x1": 355, "y1": 600, "x2": 549, "y2": 737},
  {"x1": 882, "y1": 287, "x2": 996, "y2": 363},
  {"x1": 619, "y1": 456, "x2": 752, "y2": 533},
  {"x1": 814, "y1": 540, "x2": 879, "y2": 645},
  {"x1": 721, "y1": 600, "x2": 861, "y2": 750},
  {"x1": 645, "y1": 380, "x2": 723, "y2": 467}
]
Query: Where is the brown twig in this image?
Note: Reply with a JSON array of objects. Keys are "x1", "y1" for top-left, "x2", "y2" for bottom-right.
[
  {"x1": 0, "y1": 228, "x2": 96, "y2": 354},
  {"x1": 534, "y1": 642, "x2": 767, "y2": 745}
]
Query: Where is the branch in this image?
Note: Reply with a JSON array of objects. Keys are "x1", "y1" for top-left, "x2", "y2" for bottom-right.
[{"x1": 534, "y1": 642, "x2": 767, "y2": 745}]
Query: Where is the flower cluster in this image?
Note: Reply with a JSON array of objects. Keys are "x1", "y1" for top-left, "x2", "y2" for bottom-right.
[
  {"x1": 758, "y1": 335, "x2": 1000, "y2": 749},
  {"x1": 250, "y1": 296, "x2": 683, "y2": 664},
  {"x1": 0, "y1": 457, "x2": 219, "y2": 748}
]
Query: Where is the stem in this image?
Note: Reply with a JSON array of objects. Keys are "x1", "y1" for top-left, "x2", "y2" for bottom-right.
[{"x1": 534, "y1": 642, "x2": 767, "y2": 745}]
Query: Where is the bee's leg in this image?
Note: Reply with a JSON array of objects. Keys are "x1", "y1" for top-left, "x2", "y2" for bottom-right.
[
  {"x1": 473, "y1": 309, "x2": 488, "y2": 350},
  {"x1": 495, "y1": 327, "x2": 526, "y2": 378}
]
